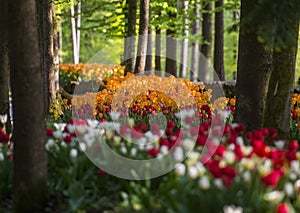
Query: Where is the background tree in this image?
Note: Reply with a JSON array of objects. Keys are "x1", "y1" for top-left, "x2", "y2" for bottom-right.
[
  {"x1": 190, "y1": 0, "x2": 200, "y2": 82},
  {"x1": 155, "y1": 26, "x2": 162, "y2": 71},
  {"x1": 145, "y1": 27, "x2": 153, "y2": 71},
  {"x1": 70, "y1": 0, "x2": 81, "y2": 64},
  {"x1": 165, "y1": 0, "x2": 177, "y2": 76},
  {"x1": 179, "y1": 0, "x2": 189, "y2": 78},
  {"x1": 124, "y1": 0, "x2": 137, "y2": 74},
  {"x1": 200, "y1": 1, "x2": 212, "y2": 82},
  {"x1": 214, "y1": 0, "x2": 225, "y2": 81},
  {"x1": 0, "y1": 0, "x2": 11, "y2": 133},
  {"x1": 8, "y1": 0, "x2": 48, "y2": 211},
  {"x1": 38, "y1": 0, "x2": 59, "y2": 112},
  {"x1": 263, "y1": 1, "x2": 300, "y2": 139},
  {"x1": 234, "y1": 0, "x2": 273, "y2": 130},
  {"x1": 135, "y1": 0, "x2": 150, "y2": 73}
]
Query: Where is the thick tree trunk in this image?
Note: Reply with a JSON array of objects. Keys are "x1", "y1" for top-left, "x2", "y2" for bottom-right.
[
  {"x1": 200, "y1": 1, "x2": 212, "y2": 82},
  {"x1": 124, "y1": 0, "x2": 137, "y2": 74},
  {"x1": 145, "y1": 27, "x2": 153, "y2": 71},
  {"x1": 134, "y1": 0, "x2": 149, "y2": 73},
  {"x1": 214, "y1": 0, "x2": 225, "y2": 81},
  {"x1": 155, "y1": 27, "x2": 161, "y2": 71},
  {"x1": 235, "y1": 0, "x2": 273, "y2": 131},
  {"x1": 190, "y1": 0, "x2": 200, "y2": 82},
  {"x1": 180, "y1": 1, "x2": 189, "y2": 78},
  {"x1": 0, "y1": 0, "x2": 12, "y2": 133},
  {"x1": 8, "y1": 0, "x2": 48, "y2": 211},
  {"x1": 264, "y1": 15, "x2": 299, "y2": 139}
]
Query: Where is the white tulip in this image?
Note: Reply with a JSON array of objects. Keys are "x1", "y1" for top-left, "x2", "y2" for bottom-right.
[
  {"x1": 53, "y1": 131, "x2": 63, "y2": 139},
  {"x1": 223, "y1": 205, "x2": 243, "y2": 213},
  {"x1": 70, "y1": 148, "x2": 78, "y2": 158},
  {"x1": 198, "y1": 176, "x2": 210, "y2": 190},
  {"x1": 264, "y1": 190, "x2": 284, "y2": 205},
  {"x1": 160, "y1": 145, "x2": 169, "y2": 155},
  {"x1": 45, "y1": 139, "x2": 55, "y2": 150},
  {"x1": 214, "y1": 178, "x2": 224, "y2": 189},
  {"x1": 274, "y1": 140, "x2": 285, "y2": 149},
  {"x1": 242, "y1": 171, "x2": 251, "y2": 183},
  {"x1": 188, "y1": 166, "x2": 198, "y2": 179},
  {"x1": 175, "y1": 163, "x2": 186, "y2": 176},
  {"x1": 173, "y1": 147, "x2": 184, "y2": 162},
  {"x1": 284, "y1": 182, "x2": 294, "y2": 197}
]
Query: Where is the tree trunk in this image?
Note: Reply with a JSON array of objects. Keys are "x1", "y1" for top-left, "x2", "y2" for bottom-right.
[
  {"x1": 235, "y1": 0, "x2": 273, "y2": 131},
  {"x1": 124, "y1": 0, "x2": 137, "y2": 74},
  {"x1": 180, "y1": 1, "x2": 189, "y2": 78},
  {"x1": 200, "y1": 1, "x2": 212, "y2": 82},
  {"x1": 70, "y1": 0, "x2": 79, "y2": 64},
  {"x1": 155, "y1": 27, "x2": 161, "y2": 71},
  {"x1": 214, "y1": 0, "x2": 225, "y2": 81},
  {"x1": 165, "y1": 6, "x2": 177, "y2": 76},
  {"x1": 134, "y1": 0, "x2": 149, "y2": 74},
  {"x1": 0, "y1": 0, "x2": 12, "y2": 133},
  {"x1": 145, "y1": 27, "x2": 153, "y2": 71},
  {"x1": 264, "y1": 13, "x2": 300, "y2": 139},
  {"x1": 190, "y1": 0, "x2": 200, "y2": 82},
  {"x1": 8, "y1": 0, "x2": 48, "y2": 211}
]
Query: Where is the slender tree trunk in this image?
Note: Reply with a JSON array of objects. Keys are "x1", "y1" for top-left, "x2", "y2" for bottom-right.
[
  {"x1": 124, "y1": 0, "x2": 137, "y2": 74},
  {"x1": 200, "y1": 1, "x2": 212, "y2": 81},
  {"x1": 191, "y1": 0, "x2": 200, "y2": 82},
  {"x1": 235, "y1": 0, "x2": 273, "y2": 131},
  {"x1": 8, "y1": 0, "x2": 48, "y2": 211},
  {"x1": 180, "y1": 1, "x2": 189, "y2": 78},
  {"x1": 51, "y1": 4, "x2": 59, "y2": 102},
  {"x1": 165, "y1": 5, "x2": 177, "y2": 76},
  {"x1": 77, "y1": 0, "x2": 81, "y2": 58},
  {"x1": 58, "y1": 18, "x2": 63, "y2": 63},
  {"x1": 214, "y1": 0, "x2": 225, "y2": 81},
  {"x1": 145, "y1": 27, "x2": 153, "y2": 71},
  {"x1": 155, "y1": 27, "x2": 161, "y2": 71},
  {"x1": 70, "y1": 0, "x2": 79, "y2": 64},
  {"x1": 0, "y1": 0, "x2": 12, "y2": 133},
  {"x1": 135, "y1": 0, "x2": 149, "y2": 73},
  {"x1": 264, "y1": 14, "x2": 300, "y2": 139}
]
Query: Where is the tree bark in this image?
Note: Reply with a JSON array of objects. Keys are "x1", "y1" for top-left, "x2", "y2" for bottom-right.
[
  {"x1": 200, "y1": 1, "x2": 212, "y2": 82},
  {"x1": 124, "y1": 0, "x2": 137, "y2": 74},
  {"x1": 134, "y1": 0, "x2": 149, "y2": 74},
  {"x1": 180, "y1": 1, "x2": 189, "y2": 78},
  {"x1": 0, "y1": 0, "x2": 12, "y2": 133},
  {"x1": 235, "y1": 0, "x2": 273, "y2": 131},
  {"x1": 214, "y1": 0, "x2": 225, "y2": 81},
  {"x1": 190, "y1": 0, "x2": 200, "y2": 82},
  {"x1": 145, "y1": 27, "x2": 153, "y2": 72},
  {"x1": 155, "y1": 27, "x2": 161, "y2": 71},
  {"x1": 8, "y1": 0, "x2": 48, "y2": 211},
  {"x1": 264, "y1": 12, "x2": 300, "y2": 139}
]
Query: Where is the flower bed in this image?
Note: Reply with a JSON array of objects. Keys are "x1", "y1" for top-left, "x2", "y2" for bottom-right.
[{"x1": 43, "y1": 113, "x2": 300, "y2": 212}]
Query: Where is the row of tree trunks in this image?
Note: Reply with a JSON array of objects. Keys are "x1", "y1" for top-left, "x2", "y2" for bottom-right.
[{"x1": 9, "y1": 0, "x2": 48, "y2": 212}]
